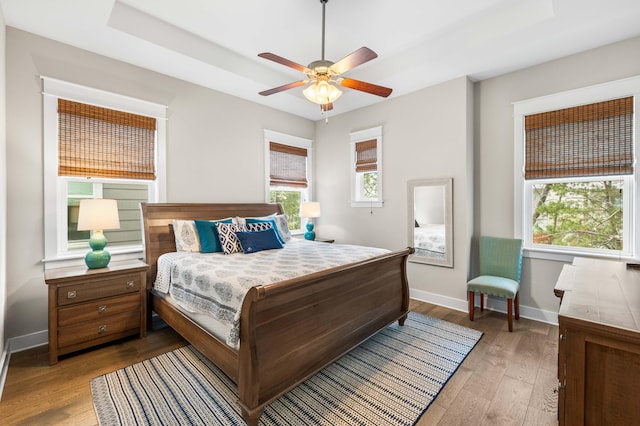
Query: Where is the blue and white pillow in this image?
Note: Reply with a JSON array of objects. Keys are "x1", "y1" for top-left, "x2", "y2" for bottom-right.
[{"x1": 216, "y1": 222, "x2": 248, "y2": 254}]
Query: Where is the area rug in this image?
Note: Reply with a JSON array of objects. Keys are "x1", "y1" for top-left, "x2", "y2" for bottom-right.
[{"x1": 91, "y1": 312, "x2": 482, "y2": 425}]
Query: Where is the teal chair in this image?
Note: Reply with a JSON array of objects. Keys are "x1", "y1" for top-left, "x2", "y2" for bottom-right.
[{"x1": 467, "y1": 236, "x2": 523, "y2": 332}]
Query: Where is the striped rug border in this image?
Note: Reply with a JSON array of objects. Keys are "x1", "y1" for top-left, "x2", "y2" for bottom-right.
[{"x1": 91, "y1": 312, "x2": 482, "y2": 425}]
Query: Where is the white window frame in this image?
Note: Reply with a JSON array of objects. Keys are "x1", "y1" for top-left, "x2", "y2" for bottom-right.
[
  {"x1": 42, "y1": 77, "x2": 167, "y2": 268},
  {"x1": 350, "y1": 126, "x2": 383, "y2": 208},
  {"x1": 264, "y1": 129, "x2": 313, "y2": 234},
  {"x1": 513, "y1": 76, "x2": 640, "y2": 262}
]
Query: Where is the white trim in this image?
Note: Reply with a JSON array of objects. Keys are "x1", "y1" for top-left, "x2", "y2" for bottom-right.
[
  {"x1": 350, "y1": 126, "x2": 383, "y2": 207},
  {"x1": 7, "y1": 330, "x2": 48, "y2": 354},
  {"x1": 410, "y1": 288, "x2": 558, "y2": 326},
  {"x1": 41, "y1": 78, "x2": 167, "y2": 268},
  {"x1": 513, "y1": 75, "x2": 640, "y2": 261},
  {"x1": 0, "y1": 341, "x2": 10, "y2": 401}
]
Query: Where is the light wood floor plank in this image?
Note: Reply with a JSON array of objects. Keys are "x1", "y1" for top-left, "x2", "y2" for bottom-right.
[{"x1": 0, "y1": 300, "x2": 558, "y2": 425}]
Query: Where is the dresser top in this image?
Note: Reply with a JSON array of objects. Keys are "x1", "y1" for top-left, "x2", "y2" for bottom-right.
[
  {"x1": 45, "y1": 259, "x2": 149, "y2": 283},
  {"x1": 558, "y1": 258, "x2": 640, "y2": 334}
]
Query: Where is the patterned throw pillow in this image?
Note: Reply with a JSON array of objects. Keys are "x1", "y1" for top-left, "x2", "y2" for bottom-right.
[
  {"x1": 215, "y1": 222, "x2": 248, "y2": 254},
  {"x1": 273, "y1": 214, "x2": 292, "y2": 242},
  {"x1": 172, "y1": 220, "x2": 201, "y2": 252}
]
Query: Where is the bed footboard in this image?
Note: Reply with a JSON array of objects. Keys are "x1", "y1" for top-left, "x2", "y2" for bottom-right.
[{"x1": 236, "y1": 247, "x2": 413, "y2": 424}]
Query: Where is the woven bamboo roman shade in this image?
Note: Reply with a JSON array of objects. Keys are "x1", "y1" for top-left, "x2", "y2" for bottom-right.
[
  {"x1": 58, "y1": 99, "x2": 156, "y2": 180},
  {"x1": 524, "y1": 96, "x2": 634, "y2": 179},
  {"x1": 269, "y1": 142, "x2": 308, "y2": 188},
  {"x1": 355, "y1": 139, "x2": 377, "y2": 172}
]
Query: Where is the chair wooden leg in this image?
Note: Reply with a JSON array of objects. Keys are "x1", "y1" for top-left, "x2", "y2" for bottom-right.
[
  {"x1": 468, "y1": 291, "x2": 475, "y2": 321},
  {"x1": 507, "y1": 297, "x2": 513, "y2": 332},
  {"x1": 480, "y1": 293, "x2": 484, "y2": 311},
  {"x1": 515, "y1": 292, "x2": 520, "y2": 320}
]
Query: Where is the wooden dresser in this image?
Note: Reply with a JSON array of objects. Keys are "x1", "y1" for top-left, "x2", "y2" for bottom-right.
[
  {"x1": 555, "y1": 258, "x2": 640, "y2": 425},
  {"x1": 45, "y1": 259, "x2": 149, "y2": 365}
]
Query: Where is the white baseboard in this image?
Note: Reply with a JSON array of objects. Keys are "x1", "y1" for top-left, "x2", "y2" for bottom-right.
[
  {"x1": 0, "y1": 341, "x2": 10, "y2": 401},
  {"x1": 410, "y1": 288, "x2": 558, "y2": 326},
  {"x1": 8, "y1": 330, "x2": 48, "y2": 354}
]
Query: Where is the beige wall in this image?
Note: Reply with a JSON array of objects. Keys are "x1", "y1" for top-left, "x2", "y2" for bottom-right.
[
  {"x1": 314, "y1": 76, "x2": 474, "y2": 308},
  {"x1": 474, "y1": 36, "x2": 640, "y2": 319},
  {"x1": 4, "y1": 28, "x2": 313, "y2": 342}
]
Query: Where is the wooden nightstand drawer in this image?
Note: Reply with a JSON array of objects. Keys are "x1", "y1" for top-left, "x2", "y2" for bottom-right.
[
  {"x1": 58, "y1": 293, "x2": 141, "y2": 327},
  {"x1": 58, "y1": 311, "x2": 141, "y2": 348},
  {"x1": 57, "y1": 275, "x2": 141, "y2": 306}
]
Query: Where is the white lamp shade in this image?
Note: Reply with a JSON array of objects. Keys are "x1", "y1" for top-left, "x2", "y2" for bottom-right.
[
  {"x1": 300, "y1": 202, "x2": 321, "y2": 218},
  {"x1": 77, "y1": 199, "x2": 121, "y2": 231}
]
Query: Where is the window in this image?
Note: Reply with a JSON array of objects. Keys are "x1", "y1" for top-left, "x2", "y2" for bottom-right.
[
  {"x1": 264, "y1": 130, "x2": 312, "y2": 232},
  {"x1": 43, "y1": 77, "x2": 166, "y2": 267},
  {"x1": 514, "y1": 77, "x2": 640, "y2": 260},
  {"x1": 350, "y1": 126, "x2": 383, "y2": 207}
]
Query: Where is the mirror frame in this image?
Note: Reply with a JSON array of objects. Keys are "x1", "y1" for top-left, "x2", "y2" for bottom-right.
[{"x1": 407, "y1": 178, "x2": 453, "y2": 267}]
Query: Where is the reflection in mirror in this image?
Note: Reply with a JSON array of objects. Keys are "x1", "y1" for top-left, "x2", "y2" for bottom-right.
[{"x1": 408, "y1": 178, "x2": 453, "y2": 267}]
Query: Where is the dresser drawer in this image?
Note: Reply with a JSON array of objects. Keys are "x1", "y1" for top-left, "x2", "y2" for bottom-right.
[
  {"x1": 58, "y1": 293, "x2": 141, "y2": 327},
  {"x1": 58, "y1": 310, "x2": 141, "y2": 348},
  {"x1": 57, "y1": 275, "x2": 141, "y2": 306}
]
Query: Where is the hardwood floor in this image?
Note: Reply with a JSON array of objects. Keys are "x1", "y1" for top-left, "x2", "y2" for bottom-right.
[{"x1": 0, "y1": 300, "x2": 558, "y2": 425}]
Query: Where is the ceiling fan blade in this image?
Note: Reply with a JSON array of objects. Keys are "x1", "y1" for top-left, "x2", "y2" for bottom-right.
[
  {"x1": 259, "y1": 80, "x2": 307, "y2": 96},
  {"x1": 339, "y1": 78, "x2": 392, "y2": 98},
  {"x1": 258, "y1": 52, "x2": 310, "y2": 73},
  {"x1": 321, "y1": 103, "x2": 333, "y2": 112},
  {"x1": 329, "y1": 47, "x2": 378, "y2": 75}
]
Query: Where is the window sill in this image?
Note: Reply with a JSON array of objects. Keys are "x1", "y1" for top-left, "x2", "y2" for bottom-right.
[
  {"x1": 351, "y1": 201, "x2": 383, "y2": 208},
  {"x1": 42, "y1": 247, "x2": 144, "y2": 270},
  {"x1": 524, "y1": 247, "x2": 637, "y2": 264}
]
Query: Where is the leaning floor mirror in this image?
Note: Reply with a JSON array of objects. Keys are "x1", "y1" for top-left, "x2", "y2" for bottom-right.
[{"x1": 407, "y1": 178, "x2": 453, "y2": 267}]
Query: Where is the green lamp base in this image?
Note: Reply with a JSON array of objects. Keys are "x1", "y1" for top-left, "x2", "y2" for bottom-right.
[
  {"x1": 304, "y1": 222, "x2": 316, "y2": 241},
  {"x1": 85, "y1": 230, "x2": 111, "y2": 269},
  {"x1": 85, "y1": 250, "x2": 111, "y2": 269}
]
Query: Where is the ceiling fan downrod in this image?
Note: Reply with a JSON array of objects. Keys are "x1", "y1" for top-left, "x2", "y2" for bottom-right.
[{"x1": 320, "y1": 0, "x2": 327, "y2": 61}]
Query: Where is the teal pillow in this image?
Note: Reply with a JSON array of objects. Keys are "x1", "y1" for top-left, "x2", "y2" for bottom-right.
[
  {"x1": 245, "y1": 218, "x2": 285, "y2": 245},
  {"x1": 194, "y1": 218, "x2": 233, "y2": 253}
]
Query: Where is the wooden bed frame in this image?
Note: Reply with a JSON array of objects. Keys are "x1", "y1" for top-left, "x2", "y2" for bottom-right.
[{"x1": 141, "y1": 202, "x2": 413, "y2": 425}]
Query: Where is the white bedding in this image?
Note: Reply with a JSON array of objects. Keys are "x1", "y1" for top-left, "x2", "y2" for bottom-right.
[
  {"x1": 414, "y1": 223, "x2": 446, "y2": 258},
  {"x1": 154, "y1": 239, "x2": 389, "y2": 348}
]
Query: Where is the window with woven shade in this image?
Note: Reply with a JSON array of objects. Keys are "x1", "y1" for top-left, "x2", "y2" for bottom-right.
[
  {"x1": 58, "y1": 99, "x2": 156, "y2": 180},
  {"x1": 514, "y1": 79, "x2": 639, "y2": 259},
  {"x1": 42, "y1": 77, "x2": 166, "y2": 267},
  {"x1": 350, "y1": 126, "x2": 383, "y2": 207},
  {"x1": 264, "y1": 130, "x2": 313, "y2": 233}
]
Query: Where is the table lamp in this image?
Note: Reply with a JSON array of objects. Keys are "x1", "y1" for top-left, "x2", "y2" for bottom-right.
[
  {"x1": 77, "y1": 199, "x2": 121, "y2": 269},
  {"x1": 300, "y1": 201, "x2": 321, "y2": 240}
]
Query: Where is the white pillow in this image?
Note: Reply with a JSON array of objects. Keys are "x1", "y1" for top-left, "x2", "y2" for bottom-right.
[{"x1": 172, "y1": 220, "x2": 200, "y2": 252}]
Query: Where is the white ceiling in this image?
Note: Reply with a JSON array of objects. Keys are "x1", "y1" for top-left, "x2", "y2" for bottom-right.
[{"x1": 3, "y1": 0, "x2": 640, "y2": 120}]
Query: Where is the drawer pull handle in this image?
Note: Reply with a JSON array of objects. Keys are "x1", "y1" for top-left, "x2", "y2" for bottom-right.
[
  {"x1": 126, "y1": 281, "x2": 134, "y2": 289},
  {"x1": 67, "y1": 290, "x2": 77, "y2": 299},
  {"x1": 98, "y1": 325, "x2": 107, "y2": 333},
  {"x1": 98, "y1": 305, "x2": 107, "y2": 314}
]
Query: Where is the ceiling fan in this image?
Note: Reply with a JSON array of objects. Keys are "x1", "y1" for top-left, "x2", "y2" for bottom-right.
[{"x1": 258, "y1": 0, "x2": 392, "y2": 113}]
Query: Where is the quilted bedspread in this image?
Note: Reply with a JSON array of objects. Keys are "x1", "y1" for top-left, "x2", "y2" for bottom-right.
[{"x1": 154, "y1": 239, "x2": 389, "y2": 347}]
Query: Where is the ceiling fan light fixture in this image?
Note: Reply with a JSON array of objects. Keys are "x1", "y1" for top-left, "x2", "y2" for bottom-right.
[{"x1": 303, "y1": 80, "x2": 342, "y2": 105}]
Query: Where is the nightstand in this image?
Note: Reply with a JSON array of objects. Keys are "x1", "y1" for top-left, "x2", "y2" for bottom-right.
[{"x1": 44, "y1": 259, "x2": 149, "y2": 365}]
